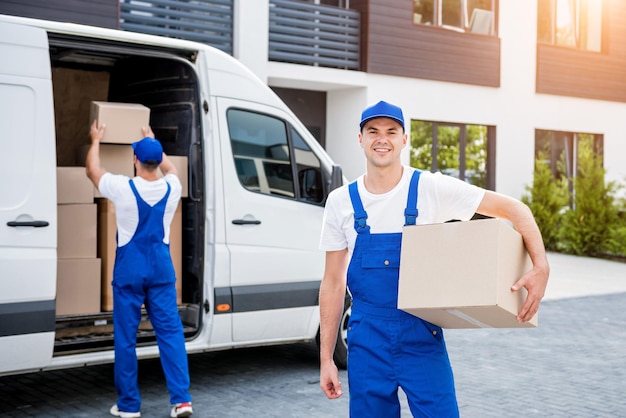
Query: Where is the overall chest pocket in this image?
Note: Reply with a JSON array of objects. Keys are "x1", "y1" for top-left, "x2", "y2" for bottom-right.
[{"x1": 360, "y1": 249, "x2": 400, "y2": 269}]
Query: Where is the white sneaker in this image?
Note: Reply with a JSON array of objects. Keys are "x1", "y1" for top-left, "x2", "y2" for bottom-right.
[
  {"x1": 170, "y1": 401, "x2": 193, "y2": 417},
  {"x1": 110, "y1": 404, "x2": 141, "y2": 418}
]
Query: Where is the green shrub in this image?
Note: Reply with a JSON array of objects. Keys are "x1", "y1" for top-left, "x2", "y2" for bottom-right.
[
  {"x1": 605, "y1": 193, "x2": 626, "y2": 258},
  {"x1": 522, "y1": 152, "x2": 569, "y2": 251},
  {"x1": 558, "y1": 138, "x2": 620, "y2": 256}
]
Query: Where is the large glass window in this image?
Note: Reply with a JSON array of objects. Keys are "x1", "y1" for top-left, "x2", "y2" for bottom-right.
[
  {"x1": 413, "y1": 0, "x2": 496, "y2": 35},
  {"x1": 410, "y1": 120, "x2": 493, "y2": 189},
  {"x1": 537, "y1": 0, "x2": 603, "y2": 52},
  {"x1": 227, "y1": 109, "x2": 324, "y2": 204},
  {"x1": 535, "y1": 129, "x2": 604, "y2": 194}
]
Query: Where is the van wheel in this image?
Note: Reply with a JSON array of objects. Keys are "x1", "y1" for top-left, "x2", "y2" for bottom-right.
[{"x1": 317, "y1": 293, "x2": 351, "y2": 370}]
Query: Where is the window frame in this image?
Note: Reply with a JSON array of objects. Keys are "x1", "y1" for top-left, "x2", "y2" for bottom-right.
[
  {"x1": 534, "y1": 129, "x2": 604, "y2": 198},
  {"x1": 226, "y1": 107, "x2": 326, "y2": 205},
  {"x1": 537, "y1": 0, "x2": 605, "y2": 52},
  {"x1": 410, "y1": 119, "x2": 496, "y2": 190},
  {"x1": 413, "y1": 0, "x2": 498, "y2": 36}
]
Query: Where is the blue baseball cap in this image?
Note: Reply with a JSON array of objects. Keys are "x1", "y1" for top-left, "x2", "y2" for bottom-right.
[
  {"x1": 360, "y1": 101, "x2": 405, "y2": 130},
  {"x1": 132, "y1": 137, "x2": 163, "y2": 164}
]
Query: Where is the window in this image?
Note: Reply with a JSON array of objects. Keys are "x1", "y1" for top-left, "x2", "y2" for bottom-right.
[
  {"x1": 227, "y1": 109, "x2": 325, "y2": 204},
  {"x1": 537, "y1": 0, "x2": 603, "y2": 52},
  {"x1": 413, "y1": 0, "x2": 496, "y2": 35},
  {"x1": 410, "y1": 120, "x2": 494, "y2": 189},
  {"x1": 535, "y1": 129, "x2": 604, "y2": 194}
]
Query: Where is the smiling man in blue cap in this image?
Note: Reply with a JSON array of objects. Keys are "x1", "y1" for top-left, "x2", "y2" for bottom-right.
[
  {"x1": 86, "y1": 120, "x2": 193, "y2": 418},
  {"x1": 318, "y1": 101, "x2": 549, "y2": 417}
]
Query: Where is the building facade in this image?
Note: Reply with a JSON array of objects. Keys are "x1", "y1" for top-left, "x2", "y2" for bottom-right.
[{"x1": 2, "y1": 0, "x2": 624, "y2": 199}]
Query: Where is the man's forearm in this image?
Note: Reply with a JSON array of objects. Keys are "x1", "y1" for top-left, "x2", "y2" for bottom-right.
[{"x1": 318, "y1": 278, "x2": 346, "y2": 364}]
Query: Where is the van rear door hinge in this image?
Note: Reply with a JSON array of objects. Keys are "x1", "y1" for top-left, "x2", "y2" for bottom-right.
[
  {"x1": 203, "y1": 299, "x2": 210, "y2": 314},
  {"x1": 203, "y1": 100, "x2": 209, "y2": 114}
]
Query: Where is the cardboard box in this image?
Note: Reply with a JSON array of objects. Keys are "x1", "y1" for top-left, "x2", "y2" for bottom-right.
[
  {"x1": 157, "y1": 156, "x2": 189, "y2": 198},
  {"x1": 76, "y1": 144, "x2": 135, "y2": 197},
  {"x1": 98, "y1": 199, "x2": 182, "y2": 311},
  {"x1": 398, "y1": 218, "x2": 536, "y2": 328},
  {"x1": 57, "y1": 167, "x2": 94, "y2": 204},
  {"x1": 56, "y1": 258, "x2": 101, "y2": 316},
  {"x1": 90, "y1": 101, "x2": 150, "y2": 144},
  {"x1": 57, "y1": 204, "x2": 97, "y2": 259}
]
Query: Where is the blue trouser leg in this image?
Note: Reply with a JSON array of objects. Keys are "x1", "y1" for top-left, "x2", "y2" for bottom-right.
[
  {"x1": 347, "y1": 310, "x2": 401, "y2": 418},
  {"x1": 145, "y1": 282, "x2": 191, "y2": 404},
  {"x1": 347, "y1": 308, "x2": 459, "y2": 418},
  {"x1": 113, "y1": 283, "x2": 144, "y2": 412}
]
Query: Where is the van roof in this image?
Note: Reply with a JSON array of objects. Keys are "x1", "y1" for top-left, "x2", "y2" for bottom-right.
[{"x1": 0, "y1": 13, "x2": 208, "y2": 54}]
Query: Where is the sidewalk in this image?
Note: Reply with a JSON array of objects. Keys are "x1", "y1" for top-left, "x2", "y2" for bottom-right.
[{"x1": 543, "y1": 251, "x2": 626, "y2": 301}]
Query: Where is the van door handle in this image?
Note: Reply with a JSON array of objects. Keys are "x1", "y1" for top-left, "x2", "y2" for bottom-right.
[
  {"x1": 7, "y1": 220, "x2": 50, "y2": 227},
  {"x1": 232, "y1": 219, "x2": 261, "y2": 225}
]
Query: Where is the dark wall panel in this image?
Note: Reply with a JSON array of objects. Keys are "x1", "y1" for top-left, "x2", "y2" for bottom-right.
[
  {"x1": 352, "y1": 0, "x2": 500, "y2": 87},
  {"x1": 537, "y1": 0, "x2": 626, "y2": 103},
  {"x1": 272, "y1": 88, "x2": 327, "y2": 148},
  {"x1": 0, "y1": 0, "x2": 119, "y2": 29}
]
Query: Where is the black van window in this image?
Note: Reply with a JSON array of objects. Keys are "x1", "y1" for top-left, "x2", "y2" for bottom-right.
[{"x1": 227, "y1": 109, "x2": 324, "y2": 204}]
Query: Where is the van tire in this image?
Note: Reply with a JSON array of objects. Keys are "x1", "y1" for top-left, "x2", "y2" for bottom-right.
[{"x1": 316, "y1": 293, "x2": 351, "y2": 370}]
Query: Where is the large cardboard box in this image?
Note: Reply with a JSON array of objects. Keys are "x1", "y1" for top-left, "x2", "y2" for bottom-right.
[
  {"x1": 398, "y1": 218, "x2": 536, "y2": 328},
  {"x1": 76, "y1": 144, "x2": 134, "y2": 177},
  {"x1": 90, "y1": 101, "x2": 150, "y2": 144},
  {"x1": 98, "y1": 199, "x2": 182, "y2": 311},
  {"x1": 56, "y1": 258, "x2": 101, "y2": 316},
  {"x1": 57, "y1": 204, "x2": 97, "y2": 259},
  {"x1": 57, "y1": 167, "x2": 94, "y2": 204},
  {"x1": 157, "y1": 156, "x2": 189, "y2": 197}
]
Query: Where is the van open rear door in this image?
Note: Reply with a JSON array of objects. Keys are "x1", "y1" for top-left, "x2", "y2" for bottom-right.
[{"x1": 0, "y1": 19, "x2": 57, "y2": 375}]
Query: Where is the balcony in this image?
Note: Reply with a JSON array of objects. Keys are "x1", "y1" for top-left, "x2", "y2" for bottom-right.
[
  {"x1": 120, "y1": 0, "x2": 360, "y2": 70},
  {"x1": 268, "y1": 0, "x2": 360, "y2": 70}
]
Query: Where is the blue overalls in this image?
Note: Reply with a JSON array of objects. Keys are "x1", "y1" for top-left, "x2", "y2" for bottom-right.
[
  {"x1": 346, "y1": 170, "x2": 459, "y2": 418},
  {"x1": 112, "y1": 179, "x2": 191, "y2": 412}
]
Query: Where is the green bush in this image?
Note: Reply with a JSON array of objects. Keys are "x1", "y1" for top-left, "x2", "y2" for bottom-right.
[
  {"x1": 605, "y1": 194, "x2": 626, "y2": 258},
  {"x1": 522, "y1": 152, "x2": 568, "y2": 251},
  {"x1": 558, "y1": 138, "x2": 620, "y2": 257}
]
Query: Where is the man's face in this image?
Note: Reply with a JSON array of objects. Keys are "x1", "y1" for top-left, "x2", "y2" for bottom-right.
[{"x1": 359, "y1": 118, "x2": 407, "y2": 169}]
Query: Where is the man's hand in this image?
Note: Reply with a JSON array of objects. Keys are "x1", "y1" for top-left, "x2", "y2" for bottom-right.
[
  {"x1": 320, "y1": 361, "x2": 343, "y2": 399},
  {"x1": 90, "y1": 119, "x2": 105, "y2": 143},
  {"x1": 512, "y1": 263, "x2": 549, "y2": 323},
  {"x1": 142, "y1": 126, "x2": 155, "y2": 139}
]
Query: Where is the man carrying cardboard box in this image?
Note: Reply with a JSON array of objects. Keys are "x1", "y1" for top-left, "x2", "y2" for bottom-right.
[
  {"x1": 318, "y1": 101, "x2": 549, "y2": 417},
  {"x1": 86, "y1": 120, "x2": 193, "y2": 418}
]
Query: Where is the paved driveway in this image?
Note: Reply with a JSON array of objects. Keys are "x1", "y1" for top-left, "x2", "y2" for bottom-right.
[{"x1": 1, "y1": 252, "x2": 625, "y2": 417}]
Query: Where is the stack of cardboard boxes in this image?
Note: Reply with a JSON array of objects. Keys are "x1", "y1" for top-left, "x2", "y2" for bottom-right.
[
  {"x1": 56, "y1": 167, "x2": 100, "y2": 316},
  {"x1": 56, "y1": 101, "x2": 187, "y2": 315}
]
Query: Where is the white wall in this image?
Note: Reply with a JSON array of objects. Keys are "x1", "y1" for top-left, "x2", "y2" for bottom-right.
[{"x1": 233, "y1": 0, "x2": 269, "y2": 82}]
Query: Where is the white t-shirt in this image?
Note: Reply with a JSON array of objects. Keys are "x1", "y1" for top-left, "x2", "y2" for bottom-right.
[
  {"x1": 319, "y1": 166, "x2": 485, "y2": 254},
  {"x1": 98, "y1": 172, "x2": 182, "y2": 247}
]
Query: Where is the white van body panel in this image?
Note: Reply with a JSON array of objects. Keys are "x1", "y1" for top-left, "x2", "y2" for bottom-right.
[
  {"x1": 0, "y1": 20, "x2": 57, "y2": 374},
  {"x1": 216, "y1": 97, "x2": 324, "y2": 343},
  {"x1": 0, "y1": 13, "x2": 340, "y2": 376}
]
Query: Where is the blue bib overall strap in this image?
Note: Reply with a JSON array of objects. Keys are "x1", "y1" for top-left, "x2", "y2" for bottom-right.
[
  {"x1": 404, "y1": 169, "x2": 421, "y2": 226},
  {"x1": 113, "y1": 179, "x2": 191, "y2": 412},
  {"x1": 345, "y1": 169, "x2": 459, "y2": 418},
  {"x1": 348, "y1": 180, "x2": 370, "y2": 233}
]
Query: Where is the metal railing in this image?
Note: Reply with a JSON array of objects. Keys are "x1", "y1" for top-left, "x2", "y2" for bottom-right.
[
  {"x1": 120, "y1": 0, "x2": 234, "y2": 54},
  {"x1": 269, "y1": 0, "x2": 360, "y2": 70},
  {"x1": 119, "y1": 0, "x2": 360, "y2": 69}
]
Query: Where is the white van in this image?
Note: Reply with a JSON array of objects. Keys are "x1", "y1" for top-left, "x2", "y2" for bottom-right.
[{"x1": 0, "y1": 14, "x2": 348, "y2": 376}]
